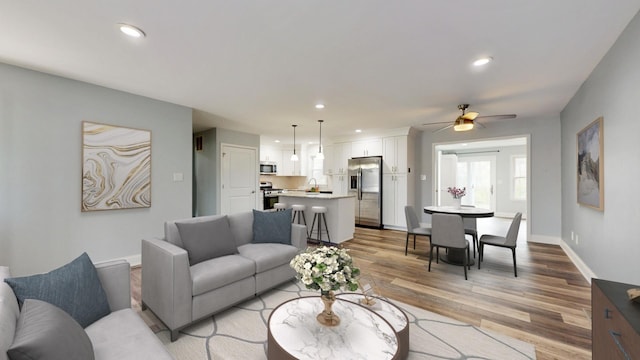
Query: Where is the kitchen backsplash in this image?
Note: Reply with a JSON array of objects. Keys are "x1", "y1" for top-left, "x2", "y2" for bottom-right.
[{"x1": 259, "y1": 175, "x2": 332, "y2": 191}]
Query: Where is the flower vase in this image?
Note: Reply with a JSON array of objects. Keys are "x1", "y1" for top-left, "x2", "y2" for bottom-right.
[
  {"x1": 453, "y1": 197, "x2": 461, "y2": 209},
  {"x1": 317, "y1": 291, "x2": 340, "y2": 326}
]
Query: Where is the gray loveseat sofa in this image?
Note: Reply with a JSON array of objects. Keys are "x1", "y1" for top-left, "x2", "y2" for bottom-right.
[
  {"x1": 1, "y1": 260, "x2": 174, "y2": 360},
  {"x1": 141, "y1": 210, "x2": 307, "y2": 341}
]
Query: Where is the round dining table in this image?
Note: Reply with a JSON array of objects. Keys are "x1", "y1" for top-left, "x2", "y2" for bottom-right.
[{"x1": 423, "y1": 206, "x2": 494, "y2": 266}]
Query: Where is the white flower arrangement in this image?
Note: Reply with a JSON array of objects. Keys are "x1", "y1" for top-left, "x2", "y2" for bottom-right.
[{"x1": 290, "y1": 246, "x2": 360, "y2": 294}]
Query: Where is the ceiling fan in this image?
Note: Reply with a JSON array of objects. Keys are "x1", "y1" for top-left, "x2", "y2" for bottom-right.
[{"x1": 425, "y1": 104, "x2": 517, "y2": 133}]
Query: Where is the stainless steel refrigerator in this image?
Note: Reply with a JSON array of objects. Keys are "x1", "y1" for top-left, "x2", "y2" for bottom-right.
[{"x1": 348, "y1": 156, "x2": 383, "y2": 228}]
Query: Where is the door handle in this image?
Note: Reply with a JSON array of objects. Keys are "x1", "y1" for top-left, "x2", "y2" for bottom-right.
[{"x1": 490, "y1": 185, "x2": 494, "y2": 195}]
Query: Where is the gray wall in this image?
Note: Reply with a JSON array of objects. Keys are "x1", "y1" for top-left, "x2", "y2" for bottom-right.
[
  {"x1": 0, "y1": 63, "x2": 193, "y2": 275},
  {"x1": 416, "y1": 115, "x2": 562, "y2": 241},
  {"x1": 561, "y1": 10, "x2": 640, "y2": 284},
  {"x1": 194, "y1": 128, "x2": 259, "y2": 216}
]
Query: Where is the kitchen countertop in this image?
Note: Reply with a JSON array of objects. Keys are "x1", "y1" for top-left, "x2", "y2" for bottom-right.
[{"x1": 278, "y1": 192, "x2": 354, "y2": 200}]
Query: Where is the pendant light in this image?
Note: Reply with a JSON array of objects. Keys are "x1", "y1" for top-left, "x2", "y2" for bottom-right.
[
  {"x1": 290, "y1": 124, "x2": 299, "y2": 161},
  {"x1": 316, "y1": 120, "x2": 325, "y2": 160}
]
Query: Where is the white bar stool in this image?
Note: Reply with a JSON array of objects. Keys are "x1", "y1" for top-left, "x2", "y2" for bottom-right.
[
  {"x1": 273, "y1": 203, "x2": 286, "y2": 211},
  {"x1": 291, "y1": 204, "x2": 309, "y2": 237},
  {"x1": 309, "y1": 206, "x2": 331, "y2": 244}
]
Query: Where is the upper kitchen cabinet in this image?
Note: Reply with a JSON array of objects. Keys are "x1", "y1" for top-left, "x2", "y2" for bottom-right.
[
  {"x1": 332, "y1": 142, "x2": 352, "y2": 175},
  {"x1": 382, "y1": 136, "x2": 408, "y2": 174},
  {"x1": 351, "y1": 138, "x2": 382, "y2": 157},
  {"x1": 281, "y1": 149, "x2": 302, "y2": 176},
  {"x1": 260, "y1": 145, "x2": 280, "y2": 163},
  {"x1": 321, "y1": 144, "x2": 334, "y2": 175}
]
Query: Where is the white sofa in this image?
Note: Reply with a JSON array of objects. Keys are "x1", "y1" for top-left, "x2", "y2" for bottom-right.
[{"x1": 141, "y1": 210, "x2": 307, "y2": 341}]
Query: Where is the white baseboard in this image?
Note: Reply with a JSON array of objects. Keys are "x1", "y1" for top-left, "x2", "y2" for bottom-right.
[
  {"x1": 559, "y1": 240, "x2": 596, "y2": 284},
  {"x1": 111, "y1": 254, "x2": 141, "y2": 267},
  {"x1": 528, "y1": 234, "x2": 560, "y2": 245}
]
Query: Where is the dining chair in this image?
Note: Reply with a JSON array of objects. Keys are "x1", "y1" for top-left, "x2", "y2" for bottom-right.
[
  {"x1": 429, "y1": 213, "x2": 471, "y2": 280},
  {"x1": 478, "y1": 212, "x2": 523, "y2": 277},
  {"x1": 404, "y1": 206, "x2": 431, "y2": 256},
  {"x1": 461, "y1": 205, "x2": 478, "y2": 258}
]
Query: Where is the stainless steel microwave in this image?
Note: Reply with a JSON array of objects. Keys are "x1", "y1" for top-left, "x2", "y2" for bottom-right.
[{"x1": 260, "y1": 162, "x2": 277, "y2": 174}]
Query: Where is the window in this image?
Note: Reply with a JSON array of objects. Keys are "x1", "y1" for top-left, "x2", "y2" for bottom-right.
[
  {"x1": 512, "y1": 155, "x2": 526, "y2": 200},
  {"x1": 310, "y1": 154, "x2": 328, "y2": 185}
]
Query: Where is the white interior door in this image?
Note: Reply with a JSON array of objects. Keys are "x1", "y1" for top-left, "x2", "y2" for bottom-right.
[
  {"x1": 437, "y1": 153, "x2": 458, "y2": 206},
  {"x1": 456, "y1": 155, "x2": 496, "y2": 210},
  {"x1": 221, "y1": 144, "x2": 258, "y2": 215}
]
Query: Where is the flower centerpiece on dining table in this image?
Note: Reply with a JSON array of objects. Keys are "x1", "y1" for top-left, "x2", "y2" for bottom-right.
[
  {"x1": 289, "y1": 246, "x2": 360, "y2": 326},
  {"x1": 447, "y1": 186, "x2": 466, "y2": 208}
]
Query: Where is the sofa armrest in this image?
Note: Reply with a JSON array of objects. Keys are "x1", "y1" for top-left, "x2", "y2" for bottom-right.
[
  {"x1": 94, "y1": 259, "x2": 131, "y2": 312},
  {"x1": 141, "y1": 238, "x2": 193, "y2": 332},
  {"x1": 291, "y1": 224, "x2": 307, "y2": 251}
]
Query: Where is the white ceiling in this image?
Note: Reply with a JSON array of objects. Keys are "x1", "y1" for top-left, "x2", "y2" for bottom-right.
[{"x1": 1, "y1": 1, "x2": 638, "y2": 144}]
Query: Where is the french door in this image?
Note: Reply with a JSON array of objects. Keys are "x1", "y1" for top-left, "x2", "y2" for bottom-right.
[{"x1": 456, "y1": 156, "x2": 496, "y2": 210}]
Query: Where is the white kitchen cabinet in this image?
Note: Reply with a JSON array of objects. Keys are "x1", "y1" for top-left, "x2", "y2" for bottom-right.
[
  {"x1": 382, "y1": 136, "x2": 408, "y2": 174},
  {"x1": 322, "y1": 144, "x2": 334, "y2": 175},
  {"x1": 383, "y1": 173, "x2": 408, "y2": 228},
  {"x1": 260, "y1": 145, "x2": 280, "y2": 163},
  {"x1": 351, "y1": 138, "x2": 382, "y2": 157},
  {"x1": 332, "y1": 174, "x2": 349, "y2": 196},
  {"x1": 332, "y1": 142, "x2": 352, "y2": 175},
  {"x1": 280, "y1": 149, "x2": 302, "y2": 176}
]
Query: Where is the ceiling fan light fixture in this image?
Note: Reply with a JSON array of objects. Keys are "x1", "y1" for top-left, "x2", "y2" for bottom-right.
[
  {"x1": 473, "y1": 56, "x2": 493, "y2": 67},
  {"x1": 453, "y1": 118, "x2": 474, "y2": 131}
]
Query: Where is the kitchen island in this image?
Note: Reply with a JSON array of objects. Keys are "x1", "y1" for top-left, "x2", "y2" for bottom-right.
[{"x1": 278, "y1": 192, "x2": 355, "y2": 244}]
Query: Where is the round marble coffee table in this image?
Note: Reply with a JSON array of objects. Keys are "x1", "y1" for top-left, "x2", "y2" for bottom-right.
[
  {"x1": 335, "y1": 293, "x2": 409, "y2": 359},
  {"x1": 267, "y1": 296, "x2": 400, "y2": 359}
]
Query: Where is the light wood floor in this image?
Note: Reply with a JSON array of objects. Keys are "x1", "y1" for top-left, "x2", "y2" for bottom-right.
[
  {"x1": 345, "y1": 221, "x2": 592, "y2": 360},
  {"x1": 131, "y1": 219, "x2": 592, "y2": 360}
]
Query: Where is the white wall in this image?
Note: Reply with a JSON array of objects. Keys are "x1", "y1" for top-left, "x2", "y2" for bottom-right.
[
  {"x1": 0, "y1": 63, "x2": 193, "y2": 275},
  {"x1": 561, "y1": 10, "x2": 640, "y2": 284},
  {"x1": 416, "y1": 115, "x2": 562, "y2": 241}
]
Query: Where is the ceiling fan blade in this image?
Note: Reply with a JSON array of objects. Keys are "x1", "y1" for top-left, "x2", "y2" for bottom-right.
[
  {"x1": 475, "y1": 120, "x2": 486, "y2": 128},
  {"x1": 461, "y1": 112, "x2": 479, "y2": 120},
  {"x1": 476, "y1": 114, "x2": 517, "y2": 121},
  {"x1": 422, "y1": 120, "x2": 453, "y2": 126},
  {"x1": 433, "y1": 124, "x2": 453, "y2": 133}
]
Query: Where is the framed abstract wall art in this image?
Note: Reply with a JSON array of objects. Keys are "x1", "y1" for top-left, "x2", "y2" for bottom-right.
[
  {"x1": 577, "y1": 116, "x2": 603, "y2": 211},
  {"x1": 82, "y1": 121, "x2": 151, "y2": 211}
]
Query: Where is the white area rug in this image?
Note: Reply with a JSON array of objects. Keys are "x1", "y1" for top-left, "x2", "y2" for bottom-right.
[{"x1": 149, "y1": 281, "x2": 536, "y2": 359}]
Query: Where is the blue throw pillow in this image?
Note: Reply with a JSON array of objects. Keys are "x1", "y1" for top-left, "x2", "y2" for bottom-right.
[
  {"x1": 4, "y1": 252, "x2": 111, "y2": 328},
  {"x1": 252, "y1": 209, "x2": 292, "y2": 245}
]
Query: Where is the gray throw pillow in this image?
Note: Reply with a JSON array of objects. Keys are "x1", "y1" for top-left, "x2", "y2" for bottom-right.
[
  {"x1": 7, "y1": 299, "x2": 95, "y2": 360},
  {"x1": 176, "y1": 216, "x2": 238, "y2": 265},
  {"x1": 4, "y1": 252, "x2": 110, "y2": 328},
  {"x1": 252, "y1": 209, "x2": 292, "y2": 245}
]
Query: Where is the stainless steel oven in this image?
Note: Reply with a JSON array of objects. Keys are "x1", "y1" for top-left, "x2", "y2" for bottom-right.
[{"x1": 260, "y1": 181, "x2": 282, "y2": 210}]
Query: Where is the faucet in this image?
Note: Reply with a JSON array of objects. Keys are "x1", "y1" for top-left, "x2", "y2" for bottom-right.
[{"x1": 308, "y1": 178, "x2": 318, "y2": 191}]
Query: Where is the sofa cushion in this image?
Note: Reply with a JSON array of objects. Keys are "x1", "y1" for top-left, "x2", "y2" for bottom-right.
[
  {"x1": 4, "y1": 252, "x2": 110, "y2": 328},
  {"x1": 227, "y1": 211, "x2": 254, "y2": 246},
  {"x1": 176, "y1": 216, "x2": 238, "y2": 265},
  {"x1": 252, "y1": 209, "x2": 292, "y2": 245},
  {"x1": 7, "y1": 299, "x2": 95, "y2": 360},
  {"x1": 190, "y1": 255, "x2": 255, "y2": 296},
  {"x1": 85, "y1": 308, "x2": 174, "y2": 360},
  {"x1": 237, "y1": 243, "x2": 299, "y2": 273}
]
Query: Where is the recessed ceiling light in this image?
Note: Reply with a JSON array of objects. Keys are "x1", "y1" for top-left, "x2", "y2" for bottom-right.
[
  {"x1": 118, "y1": 23, "x2": 146, "y2": 38},
  {"x1": 274, "y1": 140, "x2": 280, "y2": 143},
  {"x1": 473, "y1": 57, "x2": 493, "y2": 67},
  {"x1": 315, "y1": 104, "x2": 325, "y2": 109},
  {"x1": 355, "y1": 129, "x2": 362, "y2": 133}
]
